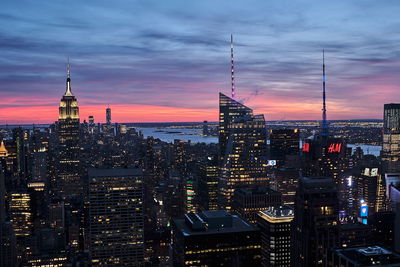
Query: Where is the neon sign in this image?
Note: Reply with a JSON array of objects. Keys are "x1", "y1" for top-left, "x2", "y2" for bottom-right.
[
  {"x1": 302, "y1": 143, "x2": 310, "y2": 152},
  {"x1": 327, "y1": 143, "x2": 342, "y2": 153}
]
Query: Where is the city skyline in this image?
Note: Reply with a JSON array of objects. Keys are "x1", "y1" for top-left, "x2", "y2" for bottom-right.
[{"x1": 1, "y1": 1, "x2": 400, "y2": 124}]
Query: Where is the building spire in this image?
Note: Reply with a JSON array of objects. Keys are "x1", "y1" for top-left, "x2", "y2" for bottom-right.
[
  {"x1": 0, "y1": 140, "x2": 8, "y2": 157},
  {"x1": 230, "y1": 34, "x2": 235, "y2": 99},
  {"x1": 65, "y1": 57, "x2": 73, "y2": 96},
  {"x1": 321, "y1": 49, "x2": 329, "y2": 137}
]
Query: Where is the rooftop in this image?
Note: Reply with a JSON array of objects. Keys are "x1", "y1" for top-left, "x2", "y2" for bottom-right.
[
  {"x1": 173, "y1": 210, "x2": 258, "y2": 236},
  {"x1": 334, "y1": 246, "x2": 400, "y2": 266},
  {"x1": 259, "y1": 206, "x2": 294, "y2": 224}
]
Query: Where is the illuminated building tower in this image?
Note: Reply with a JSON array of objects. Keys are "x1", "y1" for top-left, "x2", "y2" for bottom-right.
[
  {"x1": 292, "y1": 177, "x2": 339, "y2": 266},
  {"x1": 57, "y1": 62, "x2": 81, "y2": 199},
  {"x1": 0, "y1": 165, "x2": 17, "y2": 267},
  {"x1": 219, "y1": 93, "x2": 268, "y2": 210},
  {"x1": 271, "y1": 168, "x2": 299, "y2": 206},
  {"x1": 88, "y1": 168, "x2": 144, "y2": 266},
  {"x1": 232, "y1": 187, "x2": 282, "y2": 224},
  {"x1": 9, "y1": 192, "x2": 33, "y2": 237},
  {"x1": 106, "y1": 106, "x2": 111, "y2": 125},
  {"x1": 185, "y1": 174, "x2": 196, "y2": 213},
  {"x1": 382, "y1": 103, "x2": 400, "y2": 173},
  {"x1": 173, "y1": 139, "x2": 189, "y2": 173},
  {"x1": 88, "y1": 115, "x2": 95, "y2": 134},
  {"x1": 355, "y1": 155, "x2": 386, "y2": 217},
  {"x1": 9, "y1": 191, "x2": 33, "y2": 262},
  {"x1": 198, "y1": 156, "x2": 219, "y2": 211},
  {"x1": 269, "y1": 129, "x2": 299, "y2": 167},
  {"x1": 10, "y1": 128, "x2": 30, "y2": 186},
  {"x1": 172, "y1": 210, "x2": 261, "y2": 266},
  {"x1": 257, "y1": 206, "x2": 293, "y2": 267},
  {"x1": 218, "y1": 93, "x2": 252, "y2": 162},
  {"x1": 0, "y1": 140, "x2": 8, "y2": 158}
]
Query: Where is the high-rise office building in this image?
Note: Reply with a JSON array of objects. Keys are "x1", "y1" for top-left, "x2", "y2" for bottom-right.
[
  {"x1": 356, "y1": 162, "x2": 386, "y2": 216},
  {"x1": 219, "y1": 93, "x2": 268, "y2": 210},
  {"x1": 88, "y1": 168, "x2": 144, "y2": 266},
  {"x1": 293, "y1": 177, "x2": 339, "y2": 266},
  {"x1": 172, "y1": 210, "x2": 261, "y2": 266},
  {"x1": 219, "y1": 93, "x2": 253, "y2": 162},
  {"x1": 9, "y1": 192, "x2": 33, "y2": 237},
  {"x1": 382, "y1": 103, "x2": 400, "y2": 173},
  {"x1": 198, "y1": 156, "x2": 219, "y2": 211},
  {"x1": 269, "y1": 129, "x2": 299, "y2": 167},
  {"x1": 257, "y1": 206, "x2": 293, "y2": 267},
  {"x1": 57, "y1": 63, "x2": 81, "y2": 199},
  {"x1": 106, "y1": 106, "x2": 112, "y2": 125},
  {"x1": 232, "y1": 187, "x2": 282, "y2": 224},
  {"x1": 0, "y1": 166, "x2": 17, "y2": 267}
]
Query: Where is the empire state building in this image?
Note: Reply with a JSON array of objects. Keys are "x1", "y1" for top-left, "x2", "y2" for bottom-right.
[{"x1": 57, "y1": 64, "x2": 81, "y2": 199}]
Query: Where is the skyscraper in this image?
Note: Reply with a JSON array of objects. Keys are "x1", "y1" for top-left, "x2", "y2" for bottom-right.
[
  {"x1": 0, "y1": 165, "x2": 17, "y2": 267},
  {"x1": 218, "y1": 93, "x2": 269, "y2": 210},
  {"x1": 57, "y1": 62, "x2": 81, "y2": 199},
  {"x1": 269, "y1": 129, "x2": 299, "y2": 167},
  {"x1": 218, "y1": 93, "x2": 252, "y2": 162},
  {"x1": 172, "y1": 210, "x2": 261, "y2": 266},
  {"x1": 198, "y1": 155, "x2": 219, "y2": 211},
  {"x1": 106, "y1": 106, "x2": 111, "y2": 125},
  {"x1": 88, "y1": 168, "x2": 144, "y2": 266},
  {"x1": 257, "y1": 206, "x2": 294, "y2": 267},
  {"x1": 382, "y1": 103, "x2": 400, "y2": 173},
  {"x1": 292, "y1": 177, "x2": 339, "y2": 266}
]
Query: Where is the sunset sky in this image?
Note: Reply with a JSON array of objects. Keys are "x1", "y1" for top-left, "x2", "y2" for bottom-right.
[{"x1": 1, "y1": 0, "x2": 400, "y2": 124}]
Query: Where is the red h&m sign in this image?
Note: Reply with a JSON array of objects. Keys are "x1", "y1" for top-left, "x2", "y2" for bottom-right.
[
  {"x1": 302, "y1": 143, "x2": 310, "y2": 152},
  {"x1": 327, "y1": 143, "x2": 342, "y2": 153}
]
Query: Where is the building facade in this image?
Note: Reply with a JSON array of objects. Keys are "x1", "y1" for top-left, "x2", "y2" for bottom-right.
[
  {"x1": 88, "y1": 168, "x2": 144, "y2": 266},
  {"x1": 257, "y1": 206, "x2": 293, "y2": 267},
  {"x1": 292, "y1": 177, "x2": 339, "y2": 266}
]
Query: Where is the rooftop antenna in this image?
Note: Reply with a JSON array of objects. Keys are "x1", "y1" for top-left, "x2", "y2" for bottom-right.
[
  {"x1": 67, "y1": 56, "x2": 70, "y2": 78},
  {"x1": 65, "y1": 57, "x2": 73, "y2": 96},
  {"x1": 230, "y1": 34, "x2": 235, "y2": 99},
  {"x1": 321, "y1": 50, "x2": 329, "y2": 137}
]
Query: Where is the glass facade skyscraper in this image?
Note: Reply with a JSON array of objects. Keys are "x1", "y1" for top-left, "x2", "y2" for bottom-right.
[
  {"x1": 382, "y1": 103, "x2": 400, "y2": 173},
  {"x1": 218, "y1": 93, "x2": 269, "y2": 210}
]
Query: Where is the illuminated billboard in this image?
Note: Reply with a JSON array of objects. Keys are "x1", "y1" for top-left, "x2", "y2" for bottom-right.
[
  {"x1": 327, "y1": 143, "x2": 342, "y2": 153},
  {"x1": 360, "y1": 205, "x2": 368, "y2": 217}
]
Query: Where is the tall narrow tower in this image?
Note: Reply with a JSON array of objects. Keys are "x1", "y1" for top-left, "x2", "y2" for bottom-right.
[
  {"x1": 230, "y1": 34, "x2": 235, "y2": 99},
  {"x1": 321, "y1": 50, "x2": 329, "y2": 137},
  {"x1": 106, "y1": 105, "x2": 111, "y2": 125},
  {"x1": 57, "y1": 60, "x2": 81, "y2": 199}
]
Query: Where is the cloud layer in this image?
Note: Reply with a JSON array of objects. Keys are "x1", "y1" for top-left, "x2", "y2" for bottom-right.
[{"x1": 1, "y1": 0, "x2": 400, "y2": 124}]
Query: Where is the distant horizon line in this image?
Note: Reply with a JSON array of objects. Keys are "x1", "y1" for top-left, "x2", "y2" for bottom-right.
[{"x1": 0, "y1": 118, "x2": 384, "y2": 127}]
